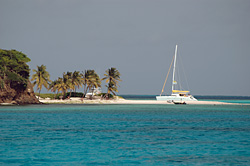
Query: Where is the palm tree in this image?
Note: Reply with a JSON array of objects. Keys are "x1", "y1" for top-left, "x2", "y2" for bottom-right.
[
  {"x1": 82, "y1": 70, "x2": 88, "y2": 97},
  {"x1": 54, "y1": 77, "x2": 64, "y2": 99},
  {"x1": 82, "y1": 70, "x2": 101, "y2": 98},
  {"x1": 88, "y1": 71, "x2": 101, "y2": 97},
  {"x1": 63, "y1": 72, "x2": 72, "y2": 98},
  {"x1": 49, "y1": 80, "x2": 60, "y2": 99},
  {"x1": 102, "y1": 67, "x2": 121, "y2": 98},
  {"x1": 65, "y1": 72, "x2": 74, "y2": 97},
  {"x1": 53, "y1": 73, "x2": 71, "y2": 99},
  {"x1": 31, "y1": 65, "x2": 51, "y2": 99},
  {"x1": 72, "y1": 71, "x2": 83, "y2": 94},
  {"x1": 62, "y1": 71, "x2": 83, "y2": 98}
]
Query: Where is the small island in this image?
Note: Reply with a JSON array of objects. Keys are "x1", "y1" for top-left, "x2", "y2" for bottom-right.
[
  {"x1": 0, "y1": 49, "x2": 123, "y2": 105},
  {"x1": 0, "y1": 49, "x2": 247, "y2": 106}
]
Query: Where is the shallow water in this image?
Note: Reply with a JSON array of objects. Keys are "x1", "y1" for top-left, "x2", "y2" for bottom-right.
[{"x1": 1, "y1": 104, "x2": 250, "y2": 165}]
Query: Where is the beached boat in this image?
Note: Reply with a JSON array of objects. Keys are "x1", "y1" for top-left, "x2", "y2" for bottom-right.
[
  {"x1": 156, "y1": 45, "x2": 197, "y2": 102},
  {"x1": 173, "y1": 101, "x2": 187, "y2": 105}
]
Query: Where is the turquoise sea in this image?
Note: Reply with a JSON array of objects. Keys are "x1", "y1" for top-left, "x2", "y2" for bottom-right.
[
  {"x1": 121, "y1": 95, "x2": 250, "y2": 104},
  {"x1": 1, "y1": 97, "x2": 250, "y2": 165}
]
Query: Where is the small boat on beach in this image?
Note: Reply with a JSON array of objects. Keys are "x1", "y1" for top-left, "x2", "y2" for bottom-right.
[
  {"x1": 156, "y1": 45, "x2": 197, "y2": 102},
  {"x1": 173, "y1": 101, "x2": 186, "y2": 105}
]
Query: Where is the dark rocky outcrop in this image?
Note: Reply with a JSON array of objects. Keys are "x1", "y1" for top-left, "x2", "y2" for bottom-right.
[{"x1": 0, "y1": 81, "x2": 40, "y2": 105}]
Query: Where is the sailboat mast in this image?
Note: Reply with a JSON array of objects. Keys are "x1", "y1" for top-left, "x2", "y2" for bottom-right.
[{"x1": 172, "y1": 45, "x2": 178, "y2": 93}]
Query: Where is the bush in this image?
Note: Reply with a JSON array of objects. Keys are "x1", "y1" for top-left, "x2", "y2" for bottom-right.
[
  {"x1": 97, "y1": 93, "x2": 114, "y2": 99},
  {"x1": 66, "y1": 92, "x2": 84, "y2": 97}
]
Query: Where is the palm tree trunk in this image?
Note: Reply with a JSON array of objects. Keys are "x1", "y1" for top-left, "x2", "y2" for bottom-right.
[
  {"x1": 89, "y1": 86, "x2": 93, "y2": 100},
  {"x1": 63, "y1": 90, "x2": 65, "y2": 99},
  {"x1": 83, "y1": 84, "x2": 87, "y2": 98},
  {"x1": 38, "y1": 89, "x2": 41, "y2": 100},
  {"x1": 56, "y1": 91, "x2": 59, "y2": 99},
  {"x1": 83, "y1": 85, "x2": 85, "y2": 98}
]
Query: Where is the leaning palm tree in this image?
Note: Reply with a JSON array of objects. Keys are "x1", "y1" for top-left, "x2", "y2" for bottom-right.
[
  {"x1": 88, "y1": 71, "x2": 101, "y2": 96},
  {"x1": 63, "y1": 72, "x2": 72, "y2": 98},
  {"x1": 102, "y1": 67, "x2": 121, "y2": 98},
  {"x1": 82, "y1": 70, "x2": 88, "y2": 97},
  {"x1": 65, "y1": 72, "x2": 74, "y2": 97},
  {"x1": 82, "y1": 70, "x2": 101, "y2": 98},
  {"x1": 54, "y1": 74, "x2": 71, "y2": 99},
  {"x1": 72, "y1": 71, "x2": 83, "y2": 93},
  {"x1": 49, "y1": 80, "x2": 60, "y2": 99},
  {"x1": 54, "y1": 77, "x2": 65, "y2": 99},
  {"x1": 31, "y1": 65, "x2": 51, "y2": 99}
]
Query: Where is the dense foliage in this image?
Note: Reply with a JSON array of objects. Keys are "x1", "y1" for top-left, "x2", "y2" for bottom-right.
[
  {"x1": 0, "y1": 49, "x2": 31, "y2": 90},
  {"x1": 65, "y1": 92, "x2": 84, "y2": 98},
  {"x1": 82, "y1": 70, "x2": 101, "y2": 97},
  {"x1": 32, "y1": 66, "x2": 121, "y2": 100},
  {"x1": 46, "y1": 70, "x2": 102, "y2": 99}
]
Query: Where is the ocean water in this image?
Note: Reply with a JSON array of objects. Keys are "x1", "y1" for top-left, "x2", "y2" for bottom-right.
[
  {"x1": 121, "y1": 95, "x2": 250, "y2": 104},
  {"x1": 1, "y1": 104, "x2": 250, "y2": 165}
]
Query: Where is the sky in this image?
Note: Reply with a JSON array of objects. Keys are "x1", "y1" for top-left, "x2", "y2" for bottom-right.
[{"x1": 0, "y1": 0, "x2": 250, "y2": 96}]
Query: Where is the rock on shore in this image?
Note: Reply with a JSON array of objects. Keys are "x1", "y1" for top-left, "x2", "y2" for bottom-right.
[{"x1": 0, "y1": 81, "x2": 39, "y2": 105}]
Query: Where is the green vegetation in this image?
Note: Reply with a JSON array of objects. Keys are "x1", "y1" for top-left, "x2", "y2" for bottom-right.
[
  {"x1": 36, "y1": 92, "x2": 124, "y2": 100},
  {"x1": 1, "y1": 49, "x2": 123, "y2": 103},
  {"x1": 0, "y1": 49, "x2": 31, "y2": 90},
  {"x1": 0, "y1": 49, "x2": 40, "y2": 104},
  {"x1": 31, "y1": 65, "x2": 51, "y2": 99},
  {"x1": 65, "y1": 71, "x2": 84, "y2": 97},
  {"x1": 47, "y1": 71, "x2": 84, "y2": 99},
  {"x1": 83, "y1": 70, "x2": 101, "y2": 97},
  {"x1": 31, "y1": 66, "x2": 121, "y2": 100},
  {"x1": 97, "y1": 93, "x2": 113, "y2": 98},
  {"x1": 102, "y1": 67, "x2": 121, "y2": 98},
  {"x1": 65, "y1": 92, "x2": 84, "y2": 98},
  {"x1": 72, "y1": 71, "x2": 83, "y2": 93}
]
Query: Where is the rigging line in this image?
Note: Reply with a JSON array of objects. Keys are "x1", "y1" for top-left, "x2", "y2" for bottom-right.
[
  {"x1": 176, "y1": 58, "x2": 182, "y2": 91},
  {"x1": 179, "y1": 51, "x2": 190, "y2": 91},
  {"x1": 178, "y1": 54, "x2": 184, "y2": 90},
  {"x1": 160, "y1": 55, "x2": 175, "y2": 96}
]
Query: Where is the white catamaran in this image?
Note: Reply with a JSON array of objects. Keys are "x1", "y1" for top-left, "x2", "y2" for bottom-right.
[{"x1": 156, "y1": 45, "x2": 197, "y2": 102}]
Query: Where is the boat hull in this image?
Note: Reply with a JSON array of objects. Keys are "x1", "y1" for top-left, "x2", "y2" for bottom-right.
[{"x1": 156, "y1": 95, "x2": 197, "y2": 101}]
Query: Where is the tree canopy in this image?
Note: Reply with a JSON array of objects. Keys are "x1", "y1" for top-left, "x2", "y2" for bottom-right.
[
  {"x1": 31, "y1": 65, "x2": 51, "y2": 99},
  {"x1": 0, "y1": 49, "x2": 31, "y2": 90},
  {"x1": 102, "y1": 67, "x2": 121, "y2": 97}
]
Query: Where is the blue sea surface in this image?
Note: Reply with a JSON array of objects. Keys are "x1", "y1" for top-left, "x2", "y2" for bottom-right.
[
  {"x1": 1, "y1": 104, "x2": 250, "y2": 165},
  {"x1": 121, "y1": 95, "x2": 250, "y2": 104}
]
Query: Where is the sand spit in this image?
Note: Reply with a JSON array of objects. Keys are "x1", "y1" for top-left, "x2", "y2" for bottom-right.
[{"x1": 38, "y1": 97, "x2": 246, "y2": 105}]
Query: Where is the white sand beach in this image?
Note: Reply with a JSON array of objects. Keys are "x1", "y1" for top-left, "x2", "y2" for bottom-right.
[{"x1": 38, "y1": 97, "x2": 243, "y2": 105}]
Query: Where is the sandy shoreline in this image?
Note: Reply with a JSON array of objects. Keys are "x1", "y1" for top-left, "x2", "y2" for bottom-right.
[
  {"x1": 37, "y1": 97, "x2": 247, "y2": 105},
  {"x1": 1, "y1": 97, "x2": 247, "y2": 105}
]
